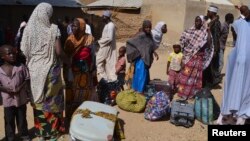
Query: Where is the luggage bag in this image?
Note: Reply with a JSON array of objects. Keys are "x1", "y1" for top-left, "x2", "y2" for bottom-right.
[{"x1": 70, "y1": 101, "x2": 118, "y2": 141}]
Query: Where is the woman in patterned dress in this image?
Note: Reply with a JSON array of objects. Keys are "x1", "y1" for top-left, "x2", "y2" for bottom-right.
[
  {"x1": 64, "y1": 18, "x2": 95, "y2": 121},
  {"x1": 177, "y1": 16, "x2": 214, "y2": 99},
  {"x1": 21, "y1": 3, "x2": 70, "y2": 141}
]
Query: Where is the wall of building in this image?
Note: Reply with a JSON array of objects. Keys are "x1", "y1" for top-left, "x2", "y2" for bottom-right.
[{"x1": 143, "y1": 0, "x2": 187, "y2": 44}]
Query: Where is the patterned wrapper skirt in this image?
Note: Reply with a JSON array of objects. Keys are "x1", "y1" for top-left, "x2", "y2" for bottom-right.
[
  {"x1": 65, "y1": 60, "x2": 93, "y2": 117},
  {"x1": 177, "y1": 54, "x2": 203, "y2": 99},
  {"x1": 33, "y1": 109, "x2": 65, "y2": 138},
  {"x1": 33, "y1": 61, "x2": 65, "y2": 138}
]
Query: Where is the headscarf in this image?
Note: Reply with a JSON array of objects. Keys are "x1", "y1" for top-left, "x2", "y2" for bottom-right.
[
  {"x1": 64, "y1": 18, "x2": 93, "y2": 64},
  {"x1": 103, "y1": 10, "x2": 112, "y2": 18},
  {"x1": 16, "y1": 21, "x2": 27, "y2": 38},
  {"x1": 180, "y1": 15, "x2": 214, "y2": 70},
  {"x1": 151, "y1": 21, "x2": 166, "y2": 49},
  {"x1": 127, "y1": 19, "x2": 155, "y2": 68},
  {"x1": 66, "y1": 18, "x2": 86, "y2": 50},
  {"x1": 21, "y1": 3, "x2": 59, "y2": 103}
]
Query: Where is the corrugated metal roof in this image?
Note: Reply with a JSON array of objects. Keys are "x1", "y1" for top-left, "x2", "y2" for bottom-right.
[
  {"x1": 205, "y1": 0, "x2": 234, "y2": 6},
  {"x1": 0, "y1": 0, "x2": 84, "y2": 7},
  {"x1": 230, "y1": 0, "x2": 250, "y2": 7},
  {"x1": 190, "y1": 0, "x2": 234, "y2": 6},
  {"x1": 87, "y1": 0, "x2": 142, "y2": 9}
]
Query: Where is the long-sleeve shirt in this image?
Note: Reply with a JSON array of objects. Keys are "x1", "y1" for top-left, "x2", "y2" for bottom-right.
[
  {"x1": 220, "y1": 22, "x2": 229, "y2": 49},
  {"x1": 115, "y1": 56, "x2": 126, "y2": 73},
  {"x1": 210, "y1": 19, "x2": 221, "y2": 53},
  {"x1": 0, "y1": 64, "x2": 30, "y2": 107}
]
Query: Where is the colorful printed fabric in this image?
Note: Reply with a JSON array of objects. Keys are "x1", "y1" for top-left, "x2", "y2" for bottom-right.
[
  {"x1": 177, "y1": 52, "x2": 203, "y2": 99},
  {"x1": 33, "y1": 109, "x2": 65, "y2": 138},
  {"x1": 66, "y1": 71, "x2": 91, "y2": 118},
  {"x1": 144, "y1": 91, "x2": 170, "y2": 121},
  {"x1": 33, "y1": 61, "x2": 64, "y2": 113},
  {"x1": 32, "y1": 60, "x2": 64, "y2": 138}
]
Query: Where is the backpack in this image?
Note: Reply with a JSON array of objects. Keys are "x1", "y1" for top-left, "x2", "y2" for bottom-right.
[
  {"x1": 144, "y1": 91, "x2": 170, "y2": 121},
  {"x1": 170, "y1": 100, "x2": 195, "y2": 128},
  {"x1": 194, "y1": 88, "x2": 220, "y2": 125}
]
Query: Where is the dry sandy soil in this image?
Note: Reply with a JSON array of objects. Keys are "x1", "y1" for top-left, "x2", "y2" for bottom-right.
[{"x1": 0, "y1": 42, "x2": 231, "y2": 141}]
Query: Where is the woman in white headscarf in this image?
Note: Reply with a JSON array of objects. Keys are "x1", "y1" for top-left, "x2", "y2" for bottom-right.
[
  {"x1": 152, "y1": 21, "x2": 167, "y2": 49},
  {"x1": 21, "y1": 3, "x2": 70, "y2": 140},
  {"x1": 151, "y1": 21, "x2": 167, "y2": 60}
]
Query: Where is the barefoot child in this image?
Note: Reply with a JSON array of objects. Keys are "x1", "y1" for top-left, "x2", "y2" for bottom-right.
[
  {"x1": 115, "y1": 46, "x2": 126, "y2": 90},
  {"x1": 0, "y1": 45, "x2": 31, "y2": 141},
  {"x1": 166, "y1": 44, "x2": 183, "y2": 92}
]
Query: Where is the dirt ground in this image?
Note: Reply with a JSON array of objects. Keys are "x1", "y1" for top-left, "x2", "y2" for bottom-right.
[{"x1": 0, "y1": 42, "x2": 231, "y2": 141}]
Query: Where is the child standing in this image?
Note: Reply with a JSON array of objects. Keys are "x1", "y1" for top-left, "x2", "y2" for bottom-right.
[
  {"x1": 115, "y1": 46, "x2": 126, "y2": 90},
  {"x1": 167, "y1": 44, "x2": 183, "y2": 92},
  {"x1": 0, "y1": 45, "x2": 31, "y2": 141}
]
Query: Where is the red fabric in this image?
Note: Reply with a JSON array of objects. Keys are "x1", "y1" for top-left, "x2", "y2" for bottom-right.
[
  {"x1": 177, "y1": 53, "x2": 203, "y2": 99},
  {"x1": 73, "y1": 47, "x2": 92, "y2": 65}
]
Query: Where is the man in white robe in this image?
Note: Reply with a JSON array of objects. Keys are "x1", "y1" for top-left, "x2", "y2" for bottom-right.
[{"x1": 96, "y1": 10, "x2": 117, "y2": 82}]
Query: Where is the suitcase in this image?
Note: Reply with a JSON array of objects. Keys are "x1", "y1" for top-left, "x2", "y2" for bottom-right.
[
  {"x1": 148, "y1": 79, "x2": 172, "y2": 95},
  {"x1": 70, "y1": 101, "x2": 118, "y2": 141},
  {"x1": 170, "y1": 100, "x2": 195, "y2": 128}
]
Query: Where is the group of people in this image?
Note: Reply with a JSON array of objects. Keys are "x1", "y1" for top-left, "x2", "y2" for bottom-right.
[
  {"x1": 166, "y1": 5, "x2": 234, "y2": 99},
  {"x1": 0, "y1": 2, "x2": 122, "y2": 141},
  {"x1": 0, "y1": 2, "x2": 250, "y2": 141},
  {"x1": 165, "y1": 4, "x2": 250, "y2": 125}
]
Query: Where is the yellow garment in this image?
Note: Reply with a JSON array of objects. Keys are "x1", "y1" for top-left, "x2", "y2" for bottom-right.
[
  {"x1": 64, "y1": 18, "x2": 94, "y2": 119},
  {"x1": 73, "y1": 108, "x2": 116, "y2": 122},
  {"x1": 64, "y1": 18, "x2": 94, "y2": 57},
  {"x1": 168, "y1": 52, "x2": 183, "y2": 71},
  {"x1": 125, "y1": 63, "x2": 134, "y2": 89}
]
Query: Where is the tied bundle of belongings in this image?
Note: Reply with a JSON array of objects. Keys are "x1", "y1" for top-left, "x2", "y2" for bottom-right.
[
  {"x1": 194, "y1": 88, "x2": 220, "y2": 125},
  {"x1": 170, "y1": 100, "x2": 195, "y2": 128},
  {"x1": 70, "y1": 101, "x2": 125, "y2": 141},
  {"x1": 116, "y1": 89, "x2": 146, "y2": 113},
  {"x1": 144, "y1": 79, "x2": 172, "y2": 102},
  {"x1": 144, "y1": 91, "x2": 170, "y2": 121}
]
